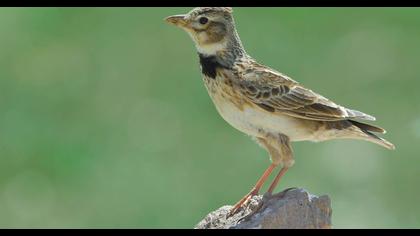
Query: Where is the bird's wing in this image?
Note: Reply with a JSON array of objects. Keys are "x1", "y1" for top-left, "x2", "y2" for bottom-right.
[{"x1": 235, "y1": 63, "x2": 375, "y2": 121}]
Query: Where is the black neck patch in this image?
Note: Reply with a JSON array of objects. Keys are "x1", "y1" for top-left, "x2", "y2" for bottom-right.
[{"x1": 198, "y1": 53, "x2": 229, "y2": 79}]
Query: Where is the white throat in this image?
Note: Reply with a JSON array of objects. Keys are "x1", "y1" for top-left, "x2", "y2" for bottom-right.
[{"x1": 195, "y1": 41, "x2": 227, "y2": 56}]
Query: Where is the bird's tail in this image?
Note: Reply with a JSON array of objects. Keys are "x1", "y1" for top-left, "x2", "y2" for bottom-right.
[{"x1": 348, "y1": 120, "x2": 395, "y2": 150}]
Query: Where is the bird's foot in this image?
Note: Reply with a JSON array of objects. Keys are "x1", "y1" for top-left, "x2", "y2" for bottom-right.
[
  {"x1": 227, "y1": 188, "x2": 259, "y2": 218},
  {"x1": 230, "y1": 187, "x2": 298, "y2": 222}
]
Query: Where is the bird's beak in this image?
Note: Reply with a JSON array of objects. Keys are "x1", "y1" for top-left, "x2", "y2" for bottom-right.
[{"x1": 164, "y1": 14, "x2": 188, "y2": 28}]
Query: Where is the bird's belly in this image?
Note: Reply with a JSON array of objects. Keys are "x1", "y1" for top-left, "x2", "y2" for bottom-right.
[{"x1": 208, "y1": 88, "x2": 312, "y2": 141}]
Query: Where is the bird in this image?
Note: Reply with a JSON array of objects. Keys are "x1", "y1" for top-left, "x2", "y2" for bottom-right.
[{"x1": 164, "y1": 7, "x2": 395, "y2": 216}]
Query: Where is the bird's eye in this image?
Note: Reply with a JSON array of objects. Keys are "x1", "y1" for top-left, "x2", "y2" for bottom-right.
[{"x1": 199, "y1": 17, "x2": 208, "y2": 25}]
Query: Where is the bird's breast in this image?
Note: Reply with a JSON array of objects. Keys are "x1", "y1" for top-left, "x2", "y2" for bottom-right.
[{"x1": 202, "y1": 74, "x2": 315, "y2": 141}]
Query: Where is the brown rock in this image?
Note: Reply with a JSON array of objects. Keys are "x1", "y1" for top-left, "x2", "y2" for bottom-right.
[{"x1": 194, "y1": 188, "x2": 332, "y2": 229}]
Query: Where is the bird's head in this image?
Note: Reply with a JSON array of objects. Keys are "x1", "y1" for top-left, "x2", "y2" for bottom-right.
[{"x1": 165, "y1": 7, "x2": 244, "y2": 56}]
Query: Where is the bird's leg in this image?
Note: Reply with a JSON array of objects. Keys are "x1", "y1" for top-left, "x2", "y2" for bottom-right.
[
  {"x1": 266, "y1": 134, "x2": 294, "y2": 195},
  {"x1": 232, "y1": 135, "x2": 294, "y2": 220},
  {"x1": 267, "y1": 166, "x2": 289, "y2": 194},
  {"x1": 228, "y1": 163, "x2": 277, "y2": 217},
  {"x1": 228, "y1": 135, "x2": 294, "y2": 217}
]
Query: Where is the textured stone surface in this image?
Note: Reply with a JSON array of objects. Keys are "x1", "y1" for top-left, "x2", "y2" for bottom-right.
[{"x1": 194, "y1": 188, "x2": 332, "y2": 229}]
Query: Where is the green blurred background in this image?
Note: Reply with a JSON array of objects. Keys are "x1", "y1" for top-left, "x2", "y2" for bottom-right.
[{"x1": 0, "y1": 7, "x2": 419, "y2": 228}]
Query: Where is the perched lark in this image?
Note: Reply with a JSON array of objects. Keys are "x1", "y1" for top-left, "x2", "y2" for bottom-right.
[{"x1": 165, "y1": 7, "x2": 395, "y2": 215}]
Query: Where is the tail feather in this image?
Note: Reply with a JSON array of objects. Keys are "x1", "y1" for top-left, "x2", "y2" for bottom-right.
[
  {"x1": 362, "y1": 131, "x2": 395, "y2": 150},
  {"x1": 348, "y1": 120, "x2": 386, "y2": 134},
  {"x1": 348, "y1": 120, "x2": 395, "y2": 150}
]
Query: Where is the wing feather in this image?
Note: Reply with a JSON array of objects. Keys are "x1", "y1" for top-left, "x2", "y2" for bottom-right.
[{"x1": 235, "y1": 63, "x2": 375, "y2": 121}]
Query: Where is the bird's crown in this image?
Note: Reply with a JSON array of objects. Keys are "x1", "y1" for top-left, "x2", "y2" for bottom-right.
[{"x1": 187, "y1": 7, "x2": 233, "y2": 18}]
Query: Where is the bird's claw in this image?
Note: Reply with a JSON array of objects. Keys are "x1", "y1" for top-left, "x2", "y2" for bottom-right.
[
  {"x1": 226, "y1": 190, "x2": 258, "y2": 218},
  {"x1": 228, "y1": 187, "x2": 298, "y2": 220}
]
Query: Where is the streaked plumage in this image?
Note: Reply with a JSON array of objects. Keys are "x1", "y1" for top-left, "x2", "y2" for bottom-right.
[{"x1": 165, "y1": 7, "x2": 395, "y2": 216}]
